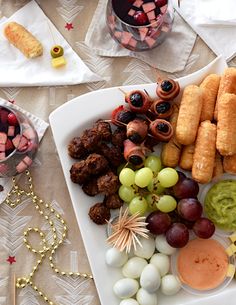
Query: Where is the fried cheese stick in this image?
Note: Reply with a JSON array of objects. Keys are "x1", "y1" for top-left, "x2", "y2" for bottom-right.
[
  {"x1": 4, "y1": 22, "x2": 43, "y2": 58},
  {"x1": 179, "y1": 144, "x2": 195, "y2": 171},
  {"x1": 176, "y1": 85, "x2": 203, "y2": 145},
  {"x1": 192, "y1": 121, "x2": 216, "y2": 184},
  {"x1": 223, "y1": 155, "x2": 236, "y2": 174},
  {"x1": 200, "y1": 74, "x2": 220, "y2": 122},
  {"x1": 212, "y1": 152, "x2": 223, "y2": 179},
  {"x1": 216, "y1": 93, "x2": 236, "y2": 156},
  {"x1": 214, "y1": 67, "x2": 236, "y2": 120},
  {"x1": 161, "y1": 104, "x2": 182, "y2": 167}
]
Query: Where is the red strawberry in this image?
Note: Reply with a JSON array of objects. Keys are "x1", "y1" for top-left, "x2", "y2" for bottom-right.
[
  {"x1": 7, "y1": 112, "x2": 18, "y2": 126},
  {"x1": 155, "y1": 0, "x2": 167, "y2": 7},
  {"x1": 134, "y1": 11, "x2": 148, "y2": 25}
]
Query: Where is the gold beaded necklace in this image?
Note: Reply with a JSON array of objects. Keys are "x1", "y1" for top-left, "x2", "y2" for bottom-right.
[{"x1": 4, "y1": 170, "x2": 93, "y2": 305}]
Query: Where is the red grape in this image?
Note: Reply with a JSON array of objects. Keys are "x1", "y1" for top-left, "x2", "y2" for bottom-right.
[
  {"x1": 177, "y1": 198, "x2": 203, "y2": 222},
  {"x1": 193, "y1": 217, "x2": 215, "y2": 239},
  {"x1": 177, "y1": 171, "x2": 186, "y2": 182},
  {"x1": 172, "y1": 177, "x2": 199, "y2": 199},
  {"x1": 146, "y1": 211, "x2": 171, "y2": 235},
  {"x1": 166, "y1": 223, "x2": 189, "y2": 248}
]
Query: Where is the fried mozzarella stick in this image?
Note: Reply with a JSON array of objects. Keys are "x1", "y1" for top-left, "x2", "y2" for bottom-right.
[
  {"x1": 223, "y1": 155, "x2": 236, "y2": 174},
  {"x1": 216, "y1": 93, "x2": 236, "y2": 156},
  {"x1": 179, "y1": 144, "x2": 195, "y2": 171},
  {"x1": 200, "y1": 74, "x2": 220, "y2": 122},
  {"x1": 212, "y1": 152, "x2": 223, "y2": 179},
  {"x1": 192, "y1": 121, "x2": 216, "y2": 184},
  {"x1": 161, "y1": 104, "x2": 182, "y2": 167},
  {"x1": 176, "y1": 85, "x2": 203, "y2": 145},
  {"x1": 214, "y1": 67, "x2": 236, "y2": 120},
  {"x1": 4, "y1": 22, "x2": 43, "y2": 58}
]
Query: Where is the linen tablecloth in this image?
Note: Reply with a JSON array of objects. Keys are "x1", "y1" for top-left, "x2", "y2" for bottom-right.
[{"x1": 0, "y1": 1, "x2": 235, "y2": 305}]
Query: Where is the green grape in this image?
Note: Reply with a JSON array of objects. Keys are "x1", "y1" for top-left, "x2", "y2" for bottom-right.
[
  {"x1": 147, "y1": 178, "x2": 165, "y2": 195},
  {"x1": 156, "y1": 195, "x2": 177, "y2": 213},
  {"x1": 129, "y1": 196, "x2": 148, "y2": 216},
  {"x1": 117, "y1": 163, "x2": 135, "y2": 175},
  {"x1": 157, "y1": 167, "x2": 179, "y2": 188},
  {"x1": 146, "y1": 193, "x2": 159, "y2": 211},
  {"x1": 119, "y1": 168, "x2": 135, "y2": 186},
  {"x1": 118, "y1": 185, "x2": 135, "y2": 202},
  {"x1": 135, "y1": 167, "x2": 153, "y2": 188},
  {"x1": 144, "y1": 155, "x2": 162, "y2": 174}
]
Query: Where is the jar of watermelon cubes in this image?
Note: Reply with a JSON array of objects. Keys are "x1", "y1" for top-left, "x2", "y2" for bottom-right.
[
  {"x1": 106, "y1": 0, "x2": 174, "y2": 51},
  {"x1": 0, "y1": 101, "x2": 39, "y2": 177}
]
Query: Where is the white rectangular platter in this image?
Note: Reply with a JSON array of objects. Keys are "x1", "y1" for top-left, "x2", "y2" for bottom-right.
[{"x1": 49, "y1": 56, "x2": 236, "y2": 305}]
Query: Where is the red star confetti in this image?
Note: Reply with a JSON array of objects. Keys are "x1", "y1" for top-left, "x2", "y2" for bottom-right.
[
  {"x1": 7, "y1": 256, "x2": 16, "y2": 265},
  {"x1": 65, "y1": 23, "x2": 74, "y2": 31}
]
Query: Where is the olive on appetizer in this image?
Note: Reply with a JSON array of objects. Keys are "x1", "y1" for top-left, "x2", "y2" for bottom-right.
[
  {"x1": 125, "y1": 90, "x2": 151, "y2": 113},
  {"x1": 111, "y1": 105, "x2": 136, "y2": 127},
  {"x1": 123, "y1": 139, "x2": 149, "y2": 167},
  {"x1": 126, "y1": 118, "x2": 149, "y2": 144},
  {"x1": 149, "y1": 119, "x2": 173, "y2": 141},
  {"x1": 156, "y1": 79, "x2": 180, "y2": 100},
  {"x1": 150, "y1": 99, "x2": 173, "y2": 119}
]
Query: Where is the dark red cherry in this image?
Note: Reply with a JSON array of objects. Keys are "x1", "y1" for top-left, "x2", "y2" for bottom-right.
[{"x1": 133, "y1": 11, "x2": 148, "y2": 25}]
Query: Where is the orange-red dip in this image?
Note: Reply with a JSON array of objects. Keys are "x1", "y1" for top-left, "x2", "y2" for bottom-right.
[{"x1": 177, "y1": 238, "x2": 228, "y2": 290}]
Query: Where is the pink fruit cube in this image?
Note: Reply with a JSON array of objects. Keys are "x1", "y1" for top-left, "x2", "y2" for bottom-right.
[
  {"x1": 23, "y1": 156, "x2": 33, "y2": 166},
  {"x1": 23, "y1": 128, "x2": 35, "y2": 140},
  {"x1": 16, "y1": 160, "x2": 28, "y2": 173},
  {"x1": 142, "y1": 2, "x2": 156, "y2": 13},
  {"x1": 133, "y1": 0, "x2": 143, "y2": 8},
  {"x1": 121, "y1": 31, "x2": 133, "y2": 45},
  {"x1": 8, "y1": 126, "x2": 15, "y2": 137},
  {"x1": 18, "y1": 136, "x2": 28, "y2": 152},
  {"x1": 0, "y1": 144, "x2": 5, "y2": 152},
  {"x1": 128, "y1": 37, "x2": 138, "y2": 48},
  {"x1": 139, "y1": 27, "x2": 149, "y2": 41},
  {"x1": 0, "y1": 132, "x2": 7, "y2": 144},
  {"x1": 114, "y1": 31, "x2": 122, "y2": 40},
  {"x1": 162, "y1": 23, "x2": 170, "y2": 32},
  {"x1": 145, "y1": 36, "x2": 156, "y2": 48},
  {"x1": 128, "y1": 9, "x2": 136, "y2": 16},
  {"x1": 147, "y1": 10, "x2": 156, "y2": 22},
  {"x1": 0, "y1": 152, "x2": 5, "y2": 160},
  {"x1": 12, "y1": 134, "x2": 21, "y2": 148}
]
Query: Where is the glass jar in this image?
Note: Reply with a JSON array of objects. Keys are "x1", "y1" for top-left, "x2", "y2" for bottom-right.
[
  {"x1": 106, "y1": 0, "x2": 174, "y2": 52},
  {"x1": 0, "y1": 100, "x2": 39, "y2": 177}
]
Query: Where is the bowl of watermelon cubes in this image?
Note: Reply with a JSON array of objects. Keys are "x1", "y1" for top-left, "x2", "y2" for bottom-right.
[
  {"x1": 106, "y1": 0, "x2": 174, "y2": 51},
  {"x1": 0, "y1": 102, "x2": 39, "y2": 177}
]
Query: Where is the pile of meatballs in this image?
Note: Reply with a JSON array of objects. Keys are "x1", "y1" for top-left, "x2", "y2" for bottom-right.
[{"x1": 68, "y1": 120, "x2": 128, "y2": 224}]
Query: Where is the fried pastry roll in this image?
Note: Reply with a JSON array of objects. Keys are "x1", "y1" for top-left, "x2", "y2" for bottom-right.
[
  {"x1": 200, "y1": 74, "x2": 221, "y2": 122},
  {"x1": 223, "y1": 154, "x2": 236, "y2": 174},
  {"x1": 216, "y1": 93, "x2": 236, "y2": 156},
  {"x1": 179, "y1": 144, "x2": 195, "y2": 171},
  {"x1": 214, "y1": 67, "x2": 236, "y2": 120},
  {"x1": 212, "y1": 152, "x2": 223, "y2": 179},
  {"x1": 176, "y1": 85, "x2": 203, "y2": 145},
  {"x1": 4, "y1": 22, "x2": 43, "y2": 58},
  {"x1": 192, "y1": 121, "x2": 217, "y2": 184},
  {"x1": 161, "y1": 104, "x2": 182, "y2": 167}
]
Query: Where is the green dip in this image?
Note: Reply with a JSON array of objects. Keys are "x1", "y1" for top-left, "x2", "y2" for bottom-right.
[{"x1": 204, "y1": 180, "x2": 236, "y2": 231}]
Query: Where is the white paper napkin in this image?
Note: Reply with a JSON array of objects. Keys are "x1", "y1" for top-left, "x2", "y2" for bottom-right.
[
  {"x1": 0, "y1": 0, "x2": 102, "y2": 87},
  {"x1": 85, "y1": 0, "x2": 197, "y2": 73},
  {"x1": 174, "y1": 0, "x2": 236, "y2": 62},
  {"x1": 196, "y1": 0, "x2": 236, "y2": 25},
  {"x1": 0, "y1": 98, "x2": 49, "y2": 203}
]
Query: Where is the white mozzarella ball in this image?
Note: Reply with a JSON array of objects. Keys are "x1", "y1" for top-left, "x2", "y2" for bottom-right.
[
  {"x1": 155, "y1": 235, "x2": 176, "y2": 255},
  {"x1": 136, "y1": 288, "x2": 158, "y2": 305},
  {"x1": 140, "y1": 264, "x2": 161, "y2": 293},
  {"x1": 134, "y1": 236, "x2": 155, "y2": 259},
  {"x1": 122, "y1": 257, "x2": 148, "y2": 279},
  {"x1": 113, "y1": 278, "x2": 139, "y2": 299},
  {"x1": 120, "y1": 298, "x2": 140, "y2": 305},
  {"x1": 105, "y1": 247, "x2": 128, "y2": 268},
  {"x1": 150, "y1": 253, "x2": 170, "y2": 277},
  {"x1": 161, "y1": 274, "x2": 181, "y2": 296}
]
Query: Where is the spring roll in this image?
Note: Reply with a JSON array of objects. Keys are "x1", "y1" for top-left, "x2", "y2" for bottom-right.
[
  {"x1": 192, "y1": 121, "x2": 217, "y2": 184},
  {"x1": 161, "y1": 104, "x2": 182, "y2": 167},
  {"x1": 216, "y1": 93, "x2": 236, "y2": 156},
  {"x1": 179, "y1": 144, "x2": 195, "y2": 171},
  {"x1": 223, "y1": 155, "x2": 236, "y2": 174},
  {"x1": 176, "y1": 85, "x2": 203, "y2": 145},
  {"x1": 214, "y1": 67, "x2": 236, "y2": 120},
  {"x1": 200, "y1": 74, "x2": 220, "y2": 122}
]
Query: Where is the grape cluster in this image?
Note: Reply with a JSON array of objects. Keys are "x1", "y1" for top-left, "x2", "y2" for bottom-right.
[{"x1": 118, "y1": 157, "x2": 215, "y2": 249}]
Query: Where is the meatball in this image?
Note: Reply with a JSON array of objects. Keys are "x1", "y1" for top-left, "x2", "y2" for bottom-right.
[
  {"x1": 104, "y1": 193, "x2": 123, "y2": 209},
  {"x1": 97, "y1": 171, "x2": 119, "y2": 195},
  {"x1": 112, "y1": 128, "x2": 127, "y2": 148},
  {"x1": 82, "y1": 178, "x2": 99, "y2": 196},
  {"x1": 81, "y1": 128, "x2": 101, "y2": 151},
  {"x1": 70, "y1": 161, "x2": 90, "y2": 185},
  {"x1": 68, "y1": 137, "x2": 88, "y2": 159},
  {"x1": 98, "y1": 143, "x2": 124, "y2": 168},
  {"x1": 94, "y1": 120, "x2": 112, "y2": 142},
  {"x1": 86, "y1": 153, "x2": 109, "y2": 175},
  {"x1": 89, "y1": 202, "x2": 111, "y2": 225}
]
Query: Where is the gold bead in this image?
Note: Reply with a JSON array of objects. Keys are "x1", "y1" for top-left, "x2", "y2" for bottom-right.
[
  {"x1": 54, "y1": 268, "x2": 59, "y2": 273},
  {"x1": 61, "y1": 271, "x2": 66, "y2": 276}
]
